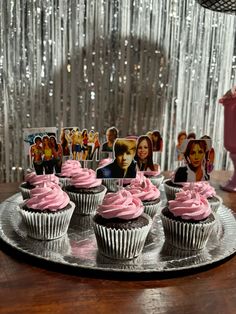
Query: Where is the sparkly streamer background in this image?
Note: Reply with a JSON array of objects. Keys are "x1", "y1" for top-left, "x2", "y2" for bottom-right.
[{"x1": 0, "y1": 0, "x2": 236, "y2": 182}]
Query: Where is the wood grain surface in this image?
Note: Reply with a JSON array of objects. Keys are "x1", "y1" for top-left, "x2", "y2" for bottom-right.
[{"x1": 0, "y1": 171, "x2": 236, "y2": 314}]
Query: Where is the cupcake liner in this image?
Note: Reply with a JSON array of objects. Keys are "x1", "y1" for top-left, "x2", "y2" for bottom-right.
[
  {"x1": 149, "y1": 174, "x2": 164, "y2": 188},
  {"x1": 102, "y1": 179, "x2": 119, "y2": 192},
  {"x1": 143, "y1": 200, "x2": 162, "y2": 218},
  {"x1": 208, "y1": 195, "x2": 222, "y2": 213},
  {"x1": 19, "y1": 184, "x2": 31, "y2": 200},
  {"x1": 58, "y1": 177, "x2": 71, "y2": 188},
  {"x1": 160, "y1": 212, "x2": 215, "y2": 250},
  {"x1": 93, "y1": 213, "x2": 152, "y2": 260},
  {"x1": 18, "y1": 201, "x2": 75, "y2": 240},
  {"x1": 66, "y1": 186, "x2": 107, "y2": 215},
  {"x1": 163, "y1": 179, "x2": 182, "y2": 201}
]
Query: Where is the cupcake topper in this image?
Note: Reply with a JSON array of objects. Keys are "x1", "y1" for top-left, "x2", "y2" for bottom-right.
[
  {"x1": 96, "y1": 138, "x2": 137, "y2": 183},
  {"x1": 23, "y1": 127, "x2": 58, "y2": 175},
  {"x1": 173, "y1": 138, "x2": 213, "y2": 184}
]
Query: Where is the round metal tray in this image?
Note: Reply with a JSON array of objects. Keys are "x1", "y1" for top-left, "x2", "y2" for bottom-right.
[{"x1": 1, "y1": 193, "x2": 236, "y2": 275}]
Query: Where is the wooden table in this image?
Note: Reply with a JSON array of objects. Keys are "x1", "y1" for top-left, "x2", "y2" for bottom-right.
[{"x1": 0, "y1": 171, "x2": 236, "y2": 314}]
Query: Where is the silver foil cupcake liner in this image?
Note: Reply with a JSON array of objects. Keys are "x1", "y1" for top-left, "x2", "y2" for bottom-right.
[
  {"x1": 19, "y1": 184, "x2": 31, "y2": 200},
  {"x1": 143, "y1": 200, "x2": 162, "y2": 218},
  {"x1": 18, "y1": 201, "x2": 75, "y2": 240},
  {"x1": 93, "y1": 213, "x2": 152, "y2": 260},
  {"x1": 160, "y1": 213, "x2": 216, "y2": 250},
  {"x1": 163, "y1": 179, "x2": 182, "y2": 201},
  {"x1": 149, "y1": 174, "x2": 164, "y2": 188},
  {"x1": 66, "y1": 186, "x2": 107, "y2": 215},
  {"x1": 208, "y1": 195, "x2": 223, "y2": 213}
]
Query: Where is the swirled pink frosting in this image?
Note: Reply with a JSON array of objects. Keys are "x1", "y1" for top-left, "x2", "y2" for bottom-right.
[
  {"x1": 98, "y1": 158, "x2": 113, "y2": 168},
  {"x1": 60, "y1": 160, "x2": 82, "y2": 177},
  {"x1": 25, "y1": 182, "x2": 70, "y2": 211},
  {"x1": 25, "y1": 172, "x2": 59, "y2": 186},
  {"x1": 70, "y1": 168, "x2": 102, "y2": 188},
  {"x1": 126, "y1": 172, "x2": 160, "y2": 201},
  {"x1": 97, "y1": 189, "x2": 143, "y2": 220},
  {"x1": 182, "y1": 182, "x2": 216, "y2": 199},
  {"x1": 168, "y1": 190, "x2": 211, "y2": 220}
]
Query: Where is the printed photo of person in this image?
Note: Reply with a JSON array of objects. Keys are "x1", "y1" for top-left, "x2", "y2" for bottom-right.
[
  {"x1": 42, "y1": 135, "x2": 54, "y2": 174},
  {"x1": 60, "y1": 127, "x2": 72, "y2": 157},
  {"x1": 24, "y1": 127, "x2": 57, "y2": 174},
  {"x1": 173, "y1": 139, "x2": 212, "y2": 183},
  {"x1": 134, "y1": 135, "x2": 159, "y2": 172},
  {"x1": 71, "y1": 128, "x2": 83, "y2": 160},
  {"x1": 101, "y1": 126, "x2": 118, "y2": 152},
  {"x1": 96, "y1": 138, "x2": 137, "y2": 179},
  {"x1": 200, "y1": 135, "x2": 215, "y2": 173},
  {"x1": 50, "y1": 136, "x2": 63, "y2": 173},
  {"x1": 151, "y1": 130, "x2": 163, "y2": 152},
  {"x1": 176, "y1": 130, "x2": 187, "y2": 161},
  {"x1": 30, "y1": 136, "x2": 44, "y2": 175}
]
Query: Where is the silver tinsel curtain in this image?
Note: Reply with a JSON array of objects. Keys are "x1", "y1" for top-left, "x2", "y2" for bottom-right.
[{"x1": 0, "y1": 0, "x2": 236, "y2": 182}]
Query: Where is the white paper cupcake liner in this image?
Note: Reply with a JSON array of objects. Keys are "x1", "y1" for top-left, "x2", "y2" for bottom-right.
[
  {"x1": 160, "y1": 212, "x2": 215, "y2": 250},
  {"x1": 149, "y1": 174, "x2": 164, "y2": 188},
  {"x1": 66, "y1": 186, "x2": 107, "y2": 215},
  {"x1": 19, "y1": 184, "x2": 31, "y2": 200},
  {"x1": 163, "y1": 179, "x2": 182, "y2": 201},
  {"x1": 102, "y1": 179, "x2": 119, "y2": 192},
  {"x1": 93, "y1": 213, "x2": 152, "y2": 260},
  {"x1": 208, "y1": 195, "x2": 222, "y2": 213},
  {"x1": 143, "y1": 200, "x2": 162, "y2": 218},
  {"x1": 18, "y1": 201, "x2": 75, "y2": 240}
]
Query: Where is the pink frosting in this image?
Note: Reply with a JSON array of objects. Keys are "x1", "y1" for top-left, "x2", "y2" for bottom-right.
[
  {"x1": 97, "y1": 189, "x2": 143, "y2": 220},
  {"x1": 126, "y1": 172, "x2": 160, "y2": 201},
  {"x1": 25, "y1": 182, "x2": 70, "y2": 211},
  {"x1": 98, "y1": 158, "x2": 113, "y2": 168},
  {"x1": 61, "y1": 160, "x2": 82, "y2": 177},
  {"x1": 70, "y1": 168, "x2": 102, "y2": 188},
  {"x1": 182, "y1": 182, "x2": 216, "y2": 199},
  {"x1": 25, "y1": 172, "x2": 59, "y2": 186},
  {"x1": 168, "y1": 190, "x2": 211, "y2": 220}
]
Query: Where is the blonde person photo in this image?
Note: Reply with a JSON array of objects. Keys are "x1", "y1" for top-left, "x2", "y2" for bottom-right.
[
  {"x1": 174, "y1": 139, "x2": 211, "y2": 183},
  {"x1": 101, "y1": 126, "x2": 118, "y2": 152},
  {"x1": 97, "y1": 138, "x2": 137, "y2": 179}
]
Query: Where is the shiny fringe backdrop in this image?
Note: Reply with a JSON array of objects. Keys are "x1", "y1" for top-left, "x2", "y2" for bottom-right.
[{"x1": 0, "y1": 0, "x2": 236, "y2": 182}]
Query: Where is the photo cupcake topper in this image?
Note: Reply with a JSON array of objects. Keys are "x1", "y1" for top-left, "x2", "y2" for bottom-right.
[
  {"x1": 101, "y1": 126, "x2": 119, "y2": 156},
  {"x1": 135, "y1": 134, "x2": 160, "y2": 175},
  {"x1": 173, "y1": 138, "x2": 213, "y2": 183},
  {"x1": 96, "y1": 138, "x2": 137, "y2": 179},
  {"x1": 61, "y1": 127, "x2": 101, "y2": 162},
  {"x1": 23, "y1": 127, "x2": 58, "y2": 175}
]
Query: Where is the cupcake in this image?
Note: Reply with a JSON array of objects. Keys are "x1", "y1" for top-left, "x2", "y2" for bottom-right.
[
  {"x1": 18, "y1": 182, "x2": 75, "y2": 240},
  {"x1": 56, "y1": 159, "x2": 82, "y2": 188},
  {"x1": 160, "y1": 189, "x2": 215, "y2": 250},
  {"x1": 19, "y1": 172, "x2": 60, "y2": 199},
  {"x1": 93, "y1": 189, "x2": 152, "y2": 260},
  {"x1": 125, "y1": 173, "x2": 161, "y2": 218},
  {"x1": 64, "y1": 168, "x2": 107, "y2": 215},
  {"x1": 163, "y1": 178, "x2": 183, "y2": 201},
  {"x1": 182, "y1": 182, "x2": 222, "y2": 213},
  {"x1": 98, "y1": 158, "x2": 119, "y2": 192},
  {"x1": 143, "y1": 170, "x2": 164, "y2": 188}
]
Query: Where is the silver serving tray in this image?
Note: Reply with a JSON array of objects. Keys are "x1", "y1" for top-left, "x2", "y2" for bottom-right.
[{"x1": 0, "y1": 193, "x2": 236, "y2": 275}]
